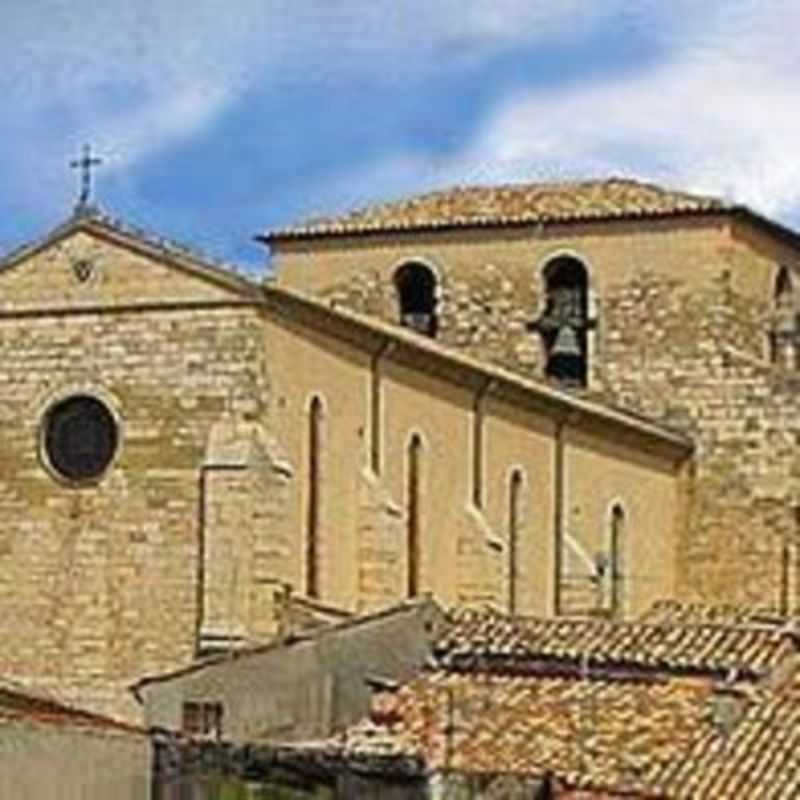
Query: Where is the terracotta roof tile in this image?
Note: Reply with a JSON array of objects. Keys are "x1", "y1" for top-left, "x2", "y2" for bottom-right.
[
  {"x1": 266, "y1": 178, "x2": 729, "y2": 240},
  {"x1": 338, "y1": 671, "x2": 715, "y2": 794},
  {"x1": 646, "y1": 685, "x2": 800, "y2": 799},
  {"x1": 332, "y1": 670, "x2": 800, "y2": 798},
  {"x1": 301, "y1": 607, "x2": 800, "y2": 797},
  {"x1": 434, "y1": 608, "x2": 794, "y2": 680},
  {"x1": 639, "y1": 600, "x2": 786, "y2": 628}
]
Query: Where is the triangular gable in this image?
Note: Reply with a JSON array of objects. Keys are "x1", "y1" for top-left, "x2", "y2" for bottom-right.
[{"x1": 0, "y1": 208, "x2": 260, "y2": 312}]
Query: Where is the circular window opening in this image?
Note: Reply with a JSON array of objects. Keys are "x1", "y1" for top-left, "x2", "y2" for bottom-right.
[{"x1": 43, "y1": 395, "x2": 118, "y2": 482}]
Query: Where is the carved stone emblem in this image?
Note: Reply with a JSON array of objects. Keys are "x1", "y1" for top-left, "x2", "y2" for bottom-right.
[{"x1": 71, "y1": 259, "x2": 95, "y2": 284}]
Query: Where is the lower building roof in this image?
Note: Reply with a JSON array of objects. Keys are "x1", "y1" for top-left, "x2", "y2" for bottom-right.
[
  {"x1": 0, "y1": 685, "x2": 146, "y2": 737},
  {"x1": 435, "y1": 607, "x2": 797, "y2": 681},
  {"x1": 309, "y1": 669, "x2": 717, "y2": 796}
]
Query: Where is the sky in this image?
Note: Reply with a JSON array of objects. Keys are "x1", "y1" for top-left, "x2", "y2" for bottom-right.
[{"x1": 1, "y1": 1, "x2": 798, "y2": 274}]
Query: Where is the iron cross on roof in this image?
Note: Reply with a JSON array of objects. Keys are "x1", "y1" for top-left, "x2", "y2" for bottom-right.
[{"x1": 70, "y1": 143, "x2": 103, "y2": 209}]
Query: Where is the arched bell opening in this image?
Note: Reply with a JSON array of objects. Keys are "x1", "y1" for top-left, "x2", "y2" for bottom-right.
[
  {"x1": 394, "y1": 262, "x2": 438, "y2": 337},
  {"x1": 770, "y1": 266, "x2": 797, "y2": 367},
  {"x1": 529, "y1": 256, "x2": 593, "y2": 387}
]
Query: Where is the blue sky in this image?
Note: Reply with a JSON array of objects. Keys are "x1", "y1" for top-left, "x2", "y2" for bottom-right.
[{"x1": 1, "y1": 1, "x2": 797, "y2": 274}]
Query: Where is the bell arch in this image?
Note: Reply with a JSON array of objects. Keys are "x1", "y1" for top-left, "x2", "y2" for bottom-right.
[
  {"x1": 393, "y1": 261, "x2": 439, "y2": 337},
  {"x1": 770, "y1": 265, "x2": 797, "y2": 366},
  {"x1": 775, "y1": 265, "x2": 793, "y2": 305},
  {"x1": 529, "y1": 254, "x2": 593, "y2": 387}
]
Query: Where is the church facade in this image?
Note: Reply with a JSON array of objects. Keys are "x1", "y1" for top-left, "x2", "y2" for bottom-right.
[{"x1": 0, "y1": 177, "x2": 796, "y2": 721}]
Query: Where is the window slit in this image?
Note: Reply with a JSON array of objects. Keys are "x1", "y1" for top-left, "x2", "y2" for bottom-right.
[
  {"x1": 407, "y1": 435, "x2": 422, "y2": 597},
  {"x1": 508, "y1": 470, "x2": 523, "y2": 615},
  {"x1": 306, "y1": 397, "x2": 322, "y2": 598}
]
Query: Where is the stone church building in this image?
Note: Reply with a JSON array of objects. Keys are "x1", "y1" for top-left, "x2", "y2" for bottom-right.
[{"x1": 0, "y1": 177, "x2": 797, "y2": 721}]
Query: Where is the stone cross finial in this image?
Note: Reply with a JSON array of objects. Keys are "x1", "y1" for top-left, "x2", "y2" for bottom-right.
[{"x1": 70, "y1": 143, "x2": 103, "y2": 209}]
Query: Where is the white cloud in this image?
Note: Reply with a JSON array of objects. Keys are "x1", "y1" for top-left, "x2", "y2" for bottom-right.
[
  {"x1": 446, "y1": 0, "x2": 800, "y2": 218},
  {"x1": 7, "y1": 0, "x2": 800, "y2": 231},
  {"x1": 319, "y1": 0, "x2": 800, "y2": 224},
  {"x1": 0, "y1": 0, "x2": 596, "y2": 198}
]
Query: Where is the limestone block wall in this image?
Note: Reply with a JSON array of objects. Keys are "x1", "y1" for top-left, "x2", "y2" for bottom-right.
[
  {"x1": 594, "y1": 227, "x2": 800, "y2": 608},
  {"x1": 201, "y1": 418, "x2": 294, "y2": 647},
  {"x1": 0, "y1": 217, "x2": 694, "y2": 726},
  {"x1": 272, "y1": 217, "x2": 739, "y2": 386},
  {"x1": 0, "y1": 303, "x2": 280, "y2": 721}
]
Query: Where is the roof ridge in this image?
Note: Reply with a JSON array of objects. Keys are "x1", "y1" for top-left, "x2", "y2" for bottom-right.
[
  {"x1": 80, "y1": 206, "x2": 250, "y2": 279},
  {"x1": 0, "y1": 205, "x2": 260, "y2": 296},
  {"x1": 132, "y1": 596, "x2": 442, "y2": 691},
  {"x1": 264, "y1": 175, "x2": 730, "y2": 242}
]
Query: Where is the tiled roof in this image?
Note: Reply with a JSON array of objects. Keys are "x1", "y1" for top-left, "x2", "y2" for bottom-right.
[
  {"x1": 335, "y1": 670, "x2": 716, "y2": 794},
  {"x1": 337, "y1": 669, "x2": 800, "y2": 798},
  {"x1": 434, "y1": 608, "x2": 795, "y2": 680},
  {"x1": 283, "y1": 607, "x2": 800, "y2": 797},
  {"x1": 265, "y1": 178, "x2": 729, "y2": 241},
  {"x1": 646, "y1": 686, "x2": 800, "y2": 799},
  {"x1": 639, "y1": 599, "x2": 787, "y2": 628},
  {"x1": 0, "y1": 686, "x2": 145, "y2": 736}
]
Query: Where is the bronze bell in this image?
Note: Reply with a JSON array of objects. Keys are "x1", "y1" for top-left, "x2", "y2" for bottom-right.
[
  {"x1": 402, "y1": 312, "x2": 433, "y2": 335},
  {"x1": 550, "y1": 324, "x2": 582, "y2": 358}
]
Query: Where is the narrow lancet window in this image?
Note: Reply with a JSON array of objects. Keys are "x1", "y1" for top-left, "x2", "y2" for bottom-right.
[
  {"x1": 306, "y1": 397, "x2": 322, "y2": 598},
  {"x1": 608, "y1": 504, "x2": 626, "y2": 617},
  {"x1": 394, "y1": 262, "x2": 438, "y2": 336},
  {"x1": 407, "y1": 434, "x2": 422, "y2": 597},
  {"x1": 508, "y1": 470, "x2": 524, "y2": 615}
]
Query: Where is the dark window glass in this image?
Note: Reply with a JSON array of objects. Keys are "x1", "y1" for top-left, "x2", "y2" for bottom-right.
[{"x1": 44, "y1": 395, "x2": 118, "y2": 481}]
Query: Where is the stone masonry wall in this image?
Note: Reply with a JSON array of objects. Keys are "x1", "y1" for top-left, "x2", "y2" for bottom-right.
[
  {"x1": 320, "y1": 259, "x2": 545, "y2": 377},
  {"x1": 0, "y1": 303, "x2": 283, "y2": 721},
  {"x1": 273, "y1": 218, "x2": 799, "y2": 611},
  {"x1": 598, "y1": 265, "x2": 800, "y2": 608}
]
